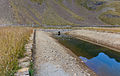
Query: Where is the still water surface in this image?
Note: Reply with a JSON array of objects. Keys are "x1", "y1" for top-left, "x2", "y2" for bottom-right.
[{"x1": 53, "y1": 34, "x2": 120, "y2": 76}]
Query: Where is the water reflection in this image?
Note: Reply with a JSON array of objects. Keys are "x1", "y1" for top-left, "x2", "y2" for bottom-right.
[
  {"x1": 80, "y1": 53, "x2": 120, "y2": 76},
  {"x1": 53, "y1": 34, "x2": 120, "y2": 76}
]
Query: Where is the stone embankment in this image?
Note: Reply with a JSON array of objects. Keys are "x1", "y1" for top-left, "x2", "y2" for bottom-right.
[
  {"x1": 34, "y1": 30, "x2": 96, "y2": 76},
  {"x1": 15, "y1": 32, "x2": 34, "y2": 76},
  {"x1": 68, "y1": 29, "x2": 120, "y2": 52}
]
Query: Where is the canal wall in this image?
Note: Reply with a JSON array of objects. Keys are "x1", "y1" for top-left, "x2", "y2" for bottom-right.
[{"x1": 68, "y1": 30, "x2": 120, "y2": 52}]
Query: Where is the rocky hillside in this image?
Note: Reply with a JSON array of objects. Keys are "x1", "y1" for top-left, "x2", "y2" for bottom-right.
[
  {"x1": 0, "y1": 0, "x2": 120, "y2": 26},
  {"x1": 0, "y1": 0, "x2": 14, "y2": 25}
]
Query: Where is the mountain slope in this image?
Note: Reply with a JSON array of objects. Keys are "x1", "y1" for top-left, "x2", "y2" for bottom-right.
[
  {"x1": 78, "y1": 0, "x2": 120, "y2": 25},
  {"x1": 1, "y1": 0, "x2": 120, "y2": 26},
  {"x1": 0, "y1": 0, "x2": 14, "y2": 25}
]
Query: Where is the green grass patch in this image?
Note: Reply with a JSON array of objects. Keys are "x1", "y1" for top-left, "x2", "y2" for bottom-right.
[
  {"x1": 107, "y1": 1, "x2": 120, "y2": 13},
  {"x1": 29, "y1": 62, "x2": 34, "y2": 76},
  {"x1": 99, "y1": 10, "x2": 120, "y2": 25},
  {"x1": 99, "y1": 1, "x2": 120, "y2": 25}
]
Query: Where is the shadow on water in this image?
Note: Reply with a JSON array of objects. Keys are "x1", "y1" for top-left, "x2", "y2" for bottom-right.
[{"x1": 53, "y1": 34, "x2": 120, "y2": 76}]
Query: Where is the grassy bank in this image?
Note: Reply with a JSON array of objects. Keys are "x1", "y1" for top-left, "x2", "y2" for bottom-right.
[
  {"x1": 78, "y1": 27, "x2": 120, "y2": 33},
  {"x1": 0, "y1": 27, "x2": 33, "y2": 76}
]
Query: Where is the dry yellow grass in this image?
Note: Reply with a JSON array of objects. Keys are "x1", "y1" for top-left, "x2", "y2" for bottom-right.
[
  {"x1": 80, "y1": 27, "x2": 120, "y2": 33},
  {"x1": 0, "y1": 27, "x2": 33, "y2": 76}
]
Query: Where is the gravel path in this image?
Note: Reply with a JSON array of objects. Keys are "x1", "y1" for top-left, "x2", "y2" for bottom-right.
[
  {"x1": 68, "y1": 30, "x2": 120, "y2": 52},
  {"x1": 34, "y1": 30, "x2": 96, "y2": 76}
]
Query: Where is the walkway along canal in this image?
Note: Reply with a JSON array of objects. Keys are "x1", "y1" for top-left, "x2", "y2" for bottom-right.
[
  {"x1": 34, "y1": 31, "x2": 96, "y2": 76},
  {"x1": 53, "y1": 34, "x2": 120, "y2": 76}
]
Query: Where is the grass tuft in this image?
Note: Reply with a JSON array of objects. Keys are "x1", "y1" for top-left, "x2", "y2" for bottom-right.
[{"x1": 0, "y1": 27, "x2": 33, "y2": 76}]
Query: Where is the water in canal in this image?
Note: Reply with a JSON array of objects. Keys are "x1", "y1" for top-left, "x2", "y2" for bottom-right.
[{"x1": 53, "y1": 34, "x2": 120, "y2": 76}]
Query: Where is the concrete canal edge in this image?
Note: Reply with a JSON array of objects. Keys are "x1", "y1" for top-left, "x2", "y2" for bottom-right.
[
  {"x1": 15, "y1": 29, "x2": 98, "y2": 76},
  {"x1": 50, "y1": 35, "x2": 97, "y2": 76},
  {"x1": 33, "y1": 30, "x2": 97, "y2": 76},
  {"x1": 14, "y1": 29, "x2": 120, "y2": 76},
  {"x1": 68, "y1": 31, "x2": 120, "y2": 53}
]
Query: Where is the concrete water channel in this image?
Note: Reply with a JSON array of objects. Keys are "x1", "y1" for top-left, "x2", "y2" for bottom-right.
[{"x1": 53, "y1": 33, "x2": 120, "y2": 76}]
